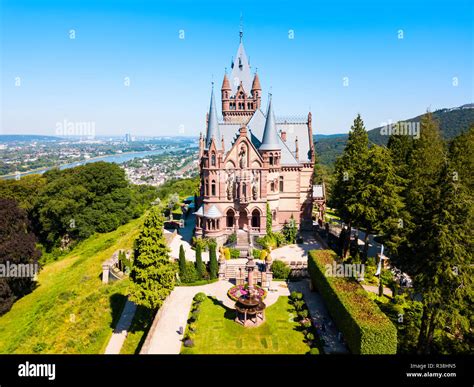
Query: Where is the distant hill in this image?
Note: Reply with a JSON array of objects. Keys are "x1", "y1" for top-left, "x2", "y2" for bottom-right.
[
  {"x1": 314, "y1": 104, "x2": 474, "y2": 166},
  {"x1": 0, "y1": 135, "x2": 62, "y2": 143}
]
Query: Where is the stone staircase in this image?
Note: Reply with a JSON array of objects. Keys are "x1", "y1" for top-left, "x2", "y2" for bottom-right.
[
  {"x1": 236, "y1": 230, "x2": 250, "y2": 258},
  {"x1": 224, "y1": 261, "x2": 262, "y2": 282}
]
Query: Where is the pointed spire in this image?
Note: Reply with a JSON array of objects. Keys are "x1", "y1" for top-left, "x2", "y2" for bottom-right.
[
  {"x1": 205, "y1": 84, "x2": 221, "y2": 150},
  {"x1": 222, "y1": 73, "x2": 231, "y2": 90},
  {"x1": 230, "y1": 26, "x2": 252, "y2": 95},
  {"x1": 260, "y1": 95, "x2": 280, "y2": 151},
  {"x1": 239, "y1": 13, "x2": 243, "y2": 42},
  {"x1": 252, "y1": 73, "x2": 261, "y2": 91}
]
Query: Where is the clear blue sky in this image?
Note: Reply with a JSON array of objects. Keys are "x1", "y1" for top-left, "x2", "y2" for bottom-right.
[{"x1": 1, "y1": 0, "x2": 472, "y2": 137}]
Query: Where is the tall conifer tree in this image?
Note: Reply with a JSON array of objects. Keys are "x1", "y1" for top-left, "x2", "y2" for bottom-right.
[
  {"x1": 130, "y1": 207, "x2": 177, "y2": 310},
  {"x1": 332, "y1": 114, "x2": 369, "y2": 258}
]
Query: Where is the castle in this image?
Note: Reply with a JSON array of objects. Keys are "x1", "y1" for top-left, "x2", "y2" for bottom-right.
[{"x1": 196, "y1": 31, "x2": 315, "y2": 246}]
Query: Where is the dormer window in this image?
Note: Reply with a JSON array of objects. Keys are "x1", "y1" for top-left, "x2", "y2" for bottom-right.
[{"x1": 211, "y1": 153, "x2": 216, "y2": 166}]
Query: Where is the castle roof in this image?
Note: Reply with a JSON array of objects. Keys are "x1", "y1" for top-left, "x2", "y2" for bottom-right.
[
  {"x1": 230, "y1": 42, "x2": 252, "y2": 95},
  {"x1": 221, "y1": 73, "x2": 231, "y2": 90},
  {"x1": 205, "y1": 87, "x2": 221, "y2": 150},
  {"x1": 251, "y1": 73, "x2": 261, "y2": 90},
  {"x1": 259, "y1": 96, "x2": 280, "y2": 151},
  {"x1": 206, "y1": 205, "x2": 222, "y2": 218},
  {"x1": 217, "y1": 108, "x2": 308, "y2": 166}
]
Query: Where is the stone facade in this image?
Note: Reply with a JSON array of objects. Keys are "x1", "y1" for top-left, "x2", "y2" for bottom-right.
[{"x1": 195, "y1": 34, "x2": 315, "y2": 246}]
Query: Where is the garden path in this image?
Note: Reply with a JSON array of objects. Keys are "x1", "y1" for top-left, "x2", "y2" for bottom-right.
[
  {"x1": 142, "y1": 279, "x2": 289, "y2": 354},
  {"x1": 289, "y1": 280, "x2": 349, "y2": 354}
]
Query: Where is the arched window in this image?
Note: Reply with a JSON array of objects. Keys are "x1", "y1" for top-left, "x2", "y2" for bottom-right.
[
  {"x1": 273, "y1": 210, "x2": 277, "y2": 221},
  {"x1": 204, "y1": 179, "x2": 208, "y2": 196},
  {"x1": 211, "y1": 153, "x2": 216, "y2": 166},
  {"x1": 251, "y1": 209, "x2": 260, "y2": 228},
  {"x1": 279, "y1": 176, "x2": 284, "y2": 192},
  {"x1": 211, "y1": 180, "x2": 216, "y2": 196},
  {"x1": 270, "y1": 181, "x2": 275, "y2": 191},
  {"x1": 226, "y1": 209, "x2": 235, "y2": 227},
  {"x1": 269, "y1": 154, "x2": 274, "y2": 165}
]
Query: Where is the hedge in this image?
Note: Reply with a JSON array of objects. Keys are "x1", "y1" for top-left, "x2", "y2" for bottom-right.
[{"x1": 308, "y1": 250, "x2": 397, "y2": 354}]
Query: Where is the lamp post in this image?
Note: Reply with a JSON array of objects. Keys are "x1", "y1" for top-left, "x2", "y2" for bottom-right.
[{"x1": 376, "y1": 245, "x2": 385, "y2": 297}]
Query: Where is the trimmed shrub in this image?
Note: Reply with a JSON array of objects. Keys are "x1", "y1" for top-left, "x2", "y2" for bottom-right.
[
  {"x1": 193, "y1": 292, "x2": 207, "y2": 303},
  {"x1": 290, "y1": 291, "x2": 303, "y2": 301},
  {"x1": 308, "y1": 250, "x2": 397, "y2": 354},
  {"x1": 229, "y1": 248, "x2": 240, "y2": 259},
  {"x1": 252, "y1": 248, "x2": 262, "y2": 259},
  {"x1": 209, "y1": 241, "x2": 218, "y2": 279},
  {"x1": 180, "y1": 261, "x2": 198, "y2": 284},
  {"x1": 297, "y1": 309, "x2": 308, "y2": 319},
  {"x1": 293, "y1": 300, "x2": 305, "y2": 311},
  {"x1": 272, "y1": 260, "x2": 291, "y2": 280},
  {"x1": 308, "y1": 348, "x2": 320, "y2": 355},
  {"x1": 226, "y1": 233, "x2": 237, "y2": 244},
  {"x1": 189, "y1": 312, "x2": 199, "y2": 322}
]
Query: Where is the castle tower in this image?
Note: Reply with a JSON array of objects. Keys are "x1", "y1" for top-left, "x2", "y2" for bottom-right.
[{"x1": 222, "y1": 31, "x2": 261, "y2": 122}]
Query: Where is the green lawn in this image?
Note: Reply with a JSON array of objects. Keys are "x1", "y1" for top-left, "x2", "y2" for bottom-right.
[
  {"x1": 325, "y1": 208, "x2": 340, "y2": 222},
  {"x1": 120, "y1": 305, "x2": 154, "y2": 354},
  {"x1": 181, "y1": 296, "x2": 310, "y2": 354},
  {"x1": 0, "y1": 217, "x2": 144, "y2": 354}
]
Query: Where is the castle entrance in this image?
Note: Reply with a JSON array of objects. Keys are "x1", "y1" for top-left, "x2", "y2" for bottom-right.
[{"x1": 238, "y1": 210, "x2": 248, "y2": 230}]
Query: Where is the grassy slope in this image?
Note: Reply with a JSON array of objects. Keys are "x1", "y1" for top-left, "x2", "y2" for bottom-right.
[
  {"x1": 0, "y1": 217, "x2": 143, "y2": 354},
  {"x1": 120, "y1": 305, "x2": 154, "y2": 354},
  {"x1": 181, "y1": 296, "x2": 310, "y2": 354}
]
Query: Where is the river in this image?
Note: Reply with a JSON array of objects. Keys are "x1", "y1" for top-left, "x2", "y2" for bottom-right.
[{"x1": 1, "y1": 149, "x2": 180, "y2": 180}]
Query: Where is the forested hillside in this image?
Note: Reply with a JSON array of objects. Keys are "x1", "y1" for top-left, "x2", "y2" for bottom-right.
[{"x1": 315, "y1": 104, "x2": 474, "y2": 166}]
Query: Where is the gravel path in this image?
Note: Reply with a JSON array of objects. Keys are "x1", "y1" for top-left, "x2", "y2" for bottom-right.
[
  {"x1": 104, "y1": 299, "x2": 137, "y2": 354},
  {"x1": 289, "y1": 280, "x2": 349, "y2": 354}
]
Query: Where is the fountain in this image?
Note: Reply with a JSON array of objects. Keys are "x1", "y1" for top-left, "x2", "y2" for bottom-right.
[{"x1": 234, "y1": 248, "x2": 266, "y2": 327}]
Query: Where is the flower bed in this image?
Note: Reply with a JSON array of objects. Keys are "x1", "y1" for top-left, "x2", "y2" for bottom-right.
[{"x1": 227, "y1": 285, "x2": 267, "y2": 301}]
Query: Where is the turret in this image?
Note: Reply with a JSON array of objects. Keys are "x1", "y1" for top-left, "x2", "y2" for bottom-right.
[
  {"x1": 251, "y1": 73, "x2": 262, "y2": 109},
  {"x1": 221, "y1": 73, "x2": 231, "y2": 112}
]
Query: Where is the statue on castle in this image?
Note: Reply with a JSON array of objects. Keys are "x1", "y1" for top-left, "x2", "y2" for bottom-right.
[
  {"x1": 239, "y1": 146, "x2": 247, "y2": 169},
  {"x1": 226, "y1": 171, "x2": 235, "y2": 200},
  {"x1": 251, "y1": 170, "x2": 259, "y2": 200}
]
